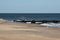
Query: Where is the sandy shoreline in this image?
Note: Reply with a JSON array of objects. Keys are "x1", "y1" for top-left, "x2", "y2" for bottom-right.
[{"x1": 0, "y1": 21, "x2": 60, "y2": 40}]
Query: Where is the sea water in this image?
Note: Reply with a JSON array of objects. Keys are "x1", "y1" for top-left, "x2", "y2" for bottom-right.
[
  {"x1": 0, "y1": 13, "x2": 60, "y2": 21},
  {"x1": 0, "y1": 13, "x2": 60, "y2": 28}
]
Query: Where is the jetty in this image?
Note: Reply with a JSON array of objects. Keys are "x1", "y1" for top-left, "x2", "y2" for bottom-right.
[{"x1": 13, "y1": 20, "x2": 60, "y2": 24}]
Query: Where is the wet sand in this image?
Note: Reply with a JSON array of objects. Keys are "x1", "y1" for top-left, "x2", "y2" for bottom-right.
[{"x1": 0, "y1": 21, "x2": 60, "y2": 40}]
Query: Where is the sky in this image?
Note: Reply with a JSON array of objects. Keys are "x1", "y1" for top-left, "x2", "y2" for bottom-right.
[{"x1": 0, "y1": 0, "x2": 60, "y2": 13}]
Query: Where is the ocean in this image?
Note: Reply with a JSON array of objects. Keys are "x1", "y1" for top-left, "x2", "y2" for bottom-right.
[
  {"x1": 0, "y1": 13, "x2": 60, "y2": 21},
  {"x1": 0, "y1": 13, "x2": 60, "y2": 28}
]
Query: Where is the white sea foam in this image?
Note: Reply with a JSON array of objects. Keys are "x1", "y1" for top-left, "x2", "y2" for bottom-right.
[
  {"x1": 0, "y1": 18, "x2": 7, "y2": 21},
  {"x1": 40, "y1": 23, "x2": 60, "y2": 28},
  {"x1": 0, "y1": 18, "x2": 11, "y2": 22},
  {"x1": 26, "y1": 22, "x2": 31, "y2": 24}
]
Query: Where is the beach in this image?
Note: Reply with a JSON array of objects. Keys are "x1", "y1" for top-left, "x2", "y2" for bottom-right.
[{"x1": 0, "y1": 21, "x2": 60, "y2": 40}]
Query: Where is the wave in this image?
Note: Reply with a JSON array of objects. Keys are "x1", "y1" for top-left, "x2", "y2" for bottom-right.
[
  {"x1": 0, "y1": 18, "x2": 12, "y2": 22},
  {"x1": 40, "y1": 23, "x2": 60, "y2": 28},
  {"x1": 0, "y1": 18, "x2": 7, "y2": 21}
]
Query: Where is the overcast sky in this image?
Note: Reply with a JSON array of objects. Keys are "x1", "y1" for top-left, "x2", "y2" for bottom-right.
[{"x1": 0, "y1": 0, "x2": 60, "y2": 13}]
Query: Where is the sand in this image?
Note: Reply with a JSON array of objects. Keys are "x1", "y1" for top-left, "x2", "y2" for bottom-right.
[{"x1": 0, "y1": 21, "x2": 60, "y2": 40}]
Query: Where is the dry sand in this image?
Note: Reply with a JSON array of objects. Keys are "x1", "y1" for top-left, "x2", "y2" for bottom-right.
[{"x1": 0, "y1": 21, "x2": 60, "y2": 40}]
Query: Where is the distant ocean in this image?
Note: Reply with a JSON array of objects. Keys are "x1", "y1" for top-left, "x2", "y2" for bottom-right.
[{"x1": 0, "y1": 13, "x2": 60, "y2": 21}]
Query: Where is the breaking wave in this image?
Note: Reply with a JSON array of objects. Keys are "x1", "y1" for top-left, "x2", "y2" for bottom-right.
[
  {"x1": 0, "y1": 18, "x2": 13, "y2": 22},
  {"x1": 40, "y1": 23, "x2": 60, "y2": 28},
  {"x1": 0, "y1": 18, "x2": 7, "y2": 21}
]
